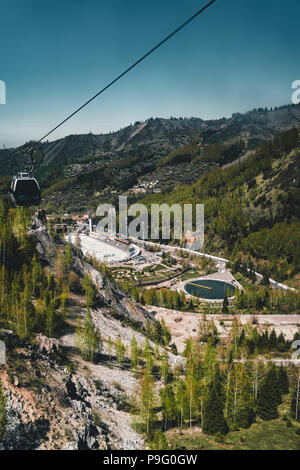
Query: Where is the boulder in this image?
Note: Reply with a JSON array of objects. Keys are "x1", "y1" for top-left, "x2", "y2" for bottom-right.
[{"x1": 35, "y1": 334, "x2": 60, "y2": 355}]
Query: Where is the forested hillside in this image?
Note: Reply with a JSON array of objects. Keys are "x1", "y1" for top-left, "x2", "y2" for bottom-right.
[
  {"x1": 1, "y1": 104, "x2": 300, "y2": 212},
  {"x1": 0, "y1": 203, "x2": 68, "y2": 338},
  {"x1": 138, "y1": 128, "x2": 300, "y2": 285}
]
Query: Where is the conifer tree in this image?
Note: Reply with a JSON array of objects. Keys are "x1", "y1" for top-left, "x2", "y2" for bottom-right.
[
  {"x1": 138, "y1": 371, "x2": 157, "y2": 436},
  {"x1": 160, "y1": 318, "x2": 171, "y2": 346},
  {"x1": 0, "y1": 379, "x2": 6, "y2": 440},
  {"x1": 0, "y1": 265, "x2": 8, "y2": 306},
  {"x1": 143, "y1": 338, "x2": 154, "y2": 373},
  {"x1": 222, "y1": 292, "x2": 229, "y2": 314},
  {"x1": 159, "y1": 352, "x2": 171, "y2": 384},
  {"x1": 203, "y1": 339, "x2": 217, "y2": 385},
  {"x1": 257, "y1": 367, "x2": 280, "y2": 420},
  {"x1": 115, "y1": 336, "x2": 126, "y2": 365},
  {"x1": 277, "y1": 366, "x2": 289, "y2": 395},
  {"x1": 83, "y1": 275, "x2": 96, "y2": 309},
  {"x1": 60, "y1": 283, "x2": 69, "y2": 317},
  {"x1": 45, "y1": 295, "x2": 55, "y2": 338},
  {"x1": 202, "y1": 381, "x2": 228, "y2": 435},
  {"x1": 174, "y1": 379, "x2": 188, "y2": 428},
  {"x1": 261, "y1": 268, "x2": 270, "y2": 286},
  {"x1": 63, "y1": 244, "x2": 73, "y2": 274},
  {"x1": 107, "y1": 336, "x2": 112, "y2": 361},
  {"x1": 150, "y1": 430, "x2": 169, "y2": 450},
  {"x1": 269, "y1": 329, "x2": 277, "y2": 349},
  {"x1": 271, "y1": 365, "x2": 282, "y2": 406},
  {"x1": 75, "y1": 309, "x2": 101, "y2": 362},
  {"x1": 130, "y1": 336, "x2": 140, "y2": 370},
  {"x1": 31, "y1": 254, "x2": 42, "y2": 296},
  {"x1": 160, "y1": 384, "x2": 176, "y2": 430}
]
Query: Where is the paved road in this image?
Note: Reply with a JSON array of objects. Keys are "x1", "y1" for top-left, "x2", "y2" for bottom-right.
[{"x1": 130, "y1": 237, "x2": 296, "y2": 293}]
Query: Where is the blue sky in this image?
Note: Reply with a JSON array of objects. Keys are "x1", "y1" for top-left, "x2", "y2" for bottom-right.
[{"x1": 1, "y1": 0, "x2": 300, "y2": 147}]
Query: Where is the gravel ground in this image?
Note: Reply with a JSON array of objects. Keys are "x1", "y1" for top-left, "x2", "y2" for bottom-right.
[{"x1": 148, "y1": 306, "x2": 300, "y2": 353}]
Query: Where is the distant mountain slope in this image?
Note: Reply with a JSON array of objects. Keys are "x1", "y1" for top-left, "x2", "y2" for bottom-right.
[
  {"x1": 1, "y1": 104, "x2": 300, "y2": 212},
  {"x1": 138, "y1": 128, "x2": 300, "y2": 285}
]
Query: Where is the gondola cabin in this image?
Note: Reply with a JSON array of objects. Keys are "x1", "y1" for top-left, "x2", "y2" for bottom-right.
[{"x1": 10, "y1": 172, "x2": 41, "y2": 206}]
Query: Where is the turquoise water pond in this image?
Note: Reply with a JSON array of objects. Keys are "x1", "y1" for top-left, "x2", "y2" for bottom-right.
[{"x1": 184, "y1": 279, "x2": 236, "y2": 300}]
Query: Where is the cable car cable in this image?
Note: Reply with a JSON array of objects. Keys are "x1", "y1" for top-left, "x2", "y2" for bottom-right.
[
  {"x1": 37, "y1": 0, "x2": 217, "y2": 143},
  {"x1": 7, "y1": 0, "x2": 218, "y2": 206}
]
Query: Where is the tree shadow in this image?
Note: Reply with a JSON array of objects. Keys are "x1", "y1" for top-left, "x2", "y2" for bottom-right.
[{"x1": 2, "y1": 418, "x2": 50, "y2": 450}]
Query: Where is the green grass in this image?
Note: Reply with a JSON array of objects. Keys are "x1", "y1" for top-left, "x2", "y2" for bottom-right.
[
  {"x1": 143, "y1": 264, "x2": 167, "y2": 273},
  {"x1": 175, "y1": 270, "x2": 202, "y2": 281},
  {"x1": 168, "y1": 398, "x2": 300, "y2": 450},
  {"x1": 169, "y1": 420, "x2": 300, "y2": 450}
]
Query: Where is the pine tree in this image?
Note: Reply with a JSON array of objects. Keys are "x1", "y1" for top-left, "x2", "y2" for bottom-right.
[
  {"x1": 107, "y1": 336, "x2": 112, "y2": 361},
  {"x1": 202, "y1": 381, "x2": 228, "y2": 435},
  {"x1": 143, "y1": 338, "x2": 154, "y2": 373},
  {"x1": 160, "y1": 318, "x2": 171, "y2": 346},
  {"x1": 130, "y1": 336, "x2": 140, "y2": 370},
  {"x1": 261, "y1": 268, "x2": 270, "y2": 286},
  {"x1": 150, "y1": 430, "x2": 169, "y2": 450},
  {"x1": 0, "y1": 379, "x2": 6, "y2": 440},
  {"x1": 83, "y1": 275, "x2": 96, "y2": 309},
  {"x1": 269, "y1": 329, "x2": 277, "y2": 349},
  {"x1": 115, "y1": 336, "x2": 126, "y2": 365},
  {"x1": 45, "y1": 295, "x2": 55, "y2": 338},
  {"x1": 160, "y1": 384, "x2": 176, "y2": 430},
  {"x1": 54, "y1": 248, "x2": 65, "y2": 283},
  {"x1": 0, "y1": 265, "x2": 8, "y2": 306},
  {"x1": 277, "y1": 333, "x2": 287, "y2": 352},
  {"x1": 271, "y1": 365, "x2": 282, "y2": 406},
  {"x1": 222, "y1": 292, "x2": 229, "y2": 314},
  {"x1": 31, "y1": 254, "x2": 42, "y2": 296},
  {"x1": 138, "y1": 371, "x2": 157, "y2": 436},
  {"x1": 203, "y1": 339, "x2": 217, "y2": 385},
  {"x1": 159, "y1": 352, "x2": 171, "y2": 384},
  {"x1": 60, "y1": 283, "x2": 69, "y2": 317},
  {"x1": 75, "y1": 309, "x2": 101, "y2": 362},
  {"x1": 277, "y1": 366, "x2": 289, "y2": 395},
  {"x1": 63, "y1": 244, "x2": 73, "y2": 274},
  {"x1": 174, "y1": 379, "x2": 188, "y2": 428},
  {"x1": 256, "y1": 367, "x2": 280, "y2": 420}
]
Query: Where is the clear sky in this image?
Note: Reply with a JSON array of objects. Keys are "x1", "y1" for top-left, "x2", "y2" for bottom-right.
[{"x1": 1, "y1": 0, "x2": 300, "y2": 147}]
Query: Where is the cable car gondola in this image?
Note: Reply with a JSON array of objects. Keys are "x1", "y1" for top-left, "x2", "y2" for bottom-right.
[
  {"x1": 9, "y1": 146, "x2": 41, "y2": 206},
  {"x1": 10, "y1": 172, "x2": 41, "y2": 206}
]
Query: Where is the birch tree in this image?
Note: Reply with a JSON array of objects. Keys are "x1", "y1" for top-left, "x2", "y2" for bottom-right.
[
  {"x1": 291, "y1": 371, "x2": 300, "y2": 422},
  {"x1": 138, "y1": 371, "x2": 157, "y2": 435},
  {"x1": 225, "y1": 363, "x2": 254, "y2": 430}
]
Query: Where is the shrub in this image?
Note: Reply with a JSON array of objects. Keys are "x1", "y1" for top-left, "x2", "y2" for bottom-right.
[
  {"x1": 68, "y1": 271, "x2": 82, "y2": 293},
  {"x1": 214, "y1": 432, "x2": 225, "y2": 443}
]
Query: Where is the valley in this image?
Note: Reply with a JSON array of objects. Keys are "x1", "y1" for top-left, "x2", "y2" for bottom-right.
[{"x1": 0, "y1": 105, "x2": 300, "y2": 452}]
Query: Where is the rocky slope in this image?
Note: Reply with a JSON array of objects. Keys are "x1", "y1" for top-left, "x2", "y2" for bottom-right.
[
  {"x1": 0, "y1": 330, "x2": 144, "y2": 450},
  {"x1": 0, "y1": 218, "x2": 177, "y2": 450}
]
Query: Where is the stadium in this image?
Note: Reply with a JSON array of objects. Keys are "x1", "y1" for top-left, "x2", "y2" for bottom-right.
[{"x1": 67, "y1": 229, "x2": 140, "y2": 264}]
